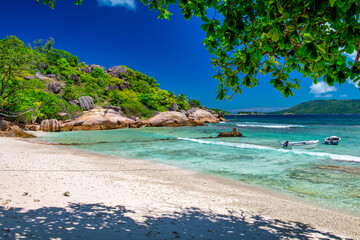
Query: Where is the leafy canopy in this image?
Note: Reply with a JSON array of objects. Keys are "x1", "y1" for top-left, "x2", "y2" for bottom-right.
[
  {"x1": 141, "y1": 0, "x2": 360, "y2": 99},
  {"x1": 37, "y1": 0, "x2": 360, "y2": 99}
]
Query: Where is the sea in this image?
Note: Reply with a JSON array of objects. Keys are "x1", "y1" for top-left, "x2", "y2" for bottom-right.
[{"x1": 41, "y1": 114, "x2": 360, "y2": 215}]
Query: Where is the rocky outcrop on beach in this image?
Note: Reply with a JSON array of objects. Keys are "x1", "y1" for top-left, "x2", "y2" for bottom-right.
[
  {"x1": 22, "y1": 107, "x2": 224, "y2": 133},
  {"x1": 188, "y1": 109, "x2": 220, "y2": 123},
  {"x1": 0, "y1": 119, "x2": 35, "y2": 137},
  {"x1": 40, "y1": 119, "x2": 62, "y2": 132},
  {"x1": 0, "y1": 119, "x2": 11, "y2": 131},
  {"x1": 61, "y1": 108, "x2": 134, "y2": 131},
  {"x1": 143, "y1": 111, "x2": 204, "y2": 127},
  {"x1": 143, "y1": 108, "x2": 221, "y2": 127}
]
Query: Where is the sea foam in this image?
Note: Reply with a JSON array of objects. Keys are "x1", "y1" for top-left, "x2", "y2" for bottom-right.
[
  {"x1": 236, "y1": 122, "x2": 304, "y2": 129},
  {"x1": 178, "y1": 138, "x2": 360, "y2": 163}
]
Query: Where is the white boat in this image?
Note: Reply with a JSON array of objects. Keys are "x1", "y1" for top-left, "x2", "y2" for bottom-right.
[
  {"x1": 324, "y1": 136, "x2": 341, "y2": 145},
  {"x1": 282, "y1": 140, "x2": 319, "y2": 149}
]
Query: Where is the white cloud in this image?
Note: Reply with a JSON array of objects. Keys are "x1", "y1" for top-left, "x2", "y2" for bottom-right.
[
  {"x1": 309, "y1": 81, "x2": 337, "y2": 97},
  {"x1": 314, "y1": 93, "x2": 333, "y2": 98},
  {"x1": 340, "y1": 94, "x2": 348, "y2": 97},
  {"x1": 347, "y1": 78, "x2": 359, "y2": 88},
  {"x1": 97, "y1": 0, "x2": 136, "y2": 10}
]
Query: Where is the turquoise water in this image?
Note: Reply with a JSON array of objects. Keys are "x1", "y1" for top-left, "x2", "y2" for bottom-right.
[{"x1": 42, "y1": 114, "x2": 360, "y2": 214}]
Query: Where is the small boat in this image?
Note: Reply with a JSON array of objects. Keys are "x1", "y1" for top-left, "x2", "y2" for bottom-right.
[
  {"x1": 282, "y1": 140, "x2": 319, "y2": 149},
  {"x1": 324, "y1": 136, "x2": 341, "y2": 145}
]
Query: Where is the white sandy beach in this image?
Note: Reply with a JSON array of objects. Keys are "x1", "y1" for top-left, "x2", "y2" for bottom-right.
[{"x1": 0, "y1": 137, "x2": 359, "y2": 239}]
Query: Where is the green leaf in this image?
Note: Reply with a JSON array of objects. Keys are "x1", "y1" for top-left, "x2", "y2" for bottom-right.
[
  {"x1": 271, "y1": 28, "x2": 280, "y2": 42},
  {"x1": 329, "y1": 0, "x2": 336, "y2": 7},
  {"x1": 336, "y1": 0, "x2": 346, "y2": 8}
]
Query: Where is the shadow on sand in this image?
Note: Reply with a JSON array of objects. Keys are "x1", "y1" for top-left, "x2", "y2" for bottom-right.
[{"x1": 0, "y1": 203, "x2": 346, "y2": 239}]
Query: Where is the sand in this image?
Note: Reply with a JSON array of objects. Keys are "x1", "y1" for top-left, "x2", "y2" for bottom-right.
[{"x1": 0, "y1": 137, "x2": 359, "y2": 239}]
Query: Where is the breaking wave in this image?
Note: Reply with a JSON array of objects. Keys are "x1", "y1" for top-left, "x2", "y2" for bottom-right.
[
  {"x1": 236, "y1": 122, "x2": 304, "y2": 129},
  {"x1": 178, "y1": 137, "x2": 360, "y2": 163}
]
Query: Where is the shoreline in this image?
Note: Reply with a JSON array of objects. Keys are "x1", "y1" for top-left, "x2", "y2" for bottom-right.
[{"x1": 1, "y1": 137, "x2": 359, "y2": 239}]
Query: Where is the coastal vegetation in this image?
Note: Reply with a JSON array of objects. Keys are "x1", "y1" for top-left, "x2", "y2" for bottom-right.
[
  {"x1": 270, "y1": 99, "x2": 360, "y2": 114},
  {"x1": 39, "y1": 0, "x2": 360, "y2": 99},
  {"x1": 0, "y1": 36, "x2": 197, "y2": 124}
]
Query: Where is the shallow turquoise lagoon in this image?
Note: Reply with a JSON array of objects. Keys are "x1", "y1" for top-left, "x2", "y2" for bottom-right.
[{"x1": 42, "y1": 114, "x2": 360, "y2": 215}]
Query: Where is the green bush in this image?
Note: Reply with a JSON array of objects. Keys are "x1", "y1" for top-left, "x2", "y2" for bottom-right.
[
  {"x1": 189, "y1": 98, "x2": 202, "y2": 108},
  {"x1": 121, "y1": 101, "x2": 152, "y2": 118},
  {"x1": 109, "y1": 90, "x2": 152, "y2": 118},
  {"x1": 91, "y1": 67, "x2": 107, "y2": 79}
]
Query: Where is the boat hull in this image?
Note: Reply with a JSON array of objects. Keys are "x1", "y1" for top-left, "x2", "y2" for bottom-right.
[
  {"x1": 291, "y1": 143, "x2": 318, "y2": 149},
  {"x1": 282, "y1": 140, "x2": 319, "y2": 149}
]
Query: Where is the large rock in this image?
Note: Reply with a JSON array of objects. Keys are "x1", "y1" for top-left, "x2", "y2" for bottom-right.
[
  {"x1": 0, "y1": 120, "x2": 10, "y2": 131},
  {"x1": 143, "y1": 111, "x2": 205, "y2": 127},
  {"x1": 69, "y1": 100, "x2": 79, "y2": 106},
  {"x1": 47, "y1": 81, "x2": 62, "y2": 94},
  {"x1": 218, "y1": 111, "x2": 225, "y2": 119},
  {"x1": 83, "y1": 64, "x2": 105, "y2": 74},
  {"x1": 188, "y1": 109, "x2": 220, "y2": 123},
  {"x1": 217, "y1": 128, "x2": 243, "y2": 138},
  {"x1": 61, "y1": 108, "x2": 134, "y2": 131},
  {"x1": 78, "y1": 96, "x2": 94, "y2": 111},
  {"x1": 107, "y1": 66, "x2": 128, "y2": 78},
  {"x1": 117, "y1": 81, "x2": 129, "y2": 90},
  {"x1": 35, "y1": 71, "x2": 51, "y2": 81},
  {"x1": 24, "y1": 124, "x2": 40, "y2": 131},
  {"x1": 167, "y1": 103, "x2": 179, "y2": 112},
  {"x1": 40, "y1": 119, "x2": 62, "y2": 132}
]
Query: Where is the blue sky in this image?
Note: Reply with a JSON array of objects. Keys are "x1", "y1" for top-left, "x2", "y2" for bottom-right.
[{"x1": 1, "y1": 0, "x2": 359, "y2": 112}]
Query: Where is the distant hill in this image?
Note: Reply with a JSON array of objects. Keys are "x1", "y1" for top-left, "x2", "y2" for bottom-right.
[{"x1": 270, "y1": 99, "x2": 360, "y2": 114}]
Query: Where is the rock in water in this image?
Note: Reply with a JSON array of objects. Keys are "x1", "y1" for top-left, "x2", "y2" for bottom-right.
[
  {"x1": 107, "y1": 66, "x2": 128, "y2": 78},
  {"x1": 40, "y1": 119, "x2": 62, "y2": 132},
  {"x1": 78, "y1": 96, "x2": 94, "y2": 111},
  {"x1": 47, "y1": 82, "x2": 62, "y2": 94},
  {"x1": 217, "y1": 128, "x2": 243, "y2": 138}
]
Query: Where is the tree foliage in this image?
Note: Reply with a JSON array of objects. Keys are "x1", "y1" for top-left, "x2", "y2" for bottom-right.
[
  {"x1": 0, "y1": 36, "x2": 37, "y2": 110},
  {"x1": 38, "y1": 0, "x2": 360, "y2": 99},
  {"x1": 141, "y1": 0, "x2": 360, "y2": 99},
  {"x1": 0, "y1": 35, "x2": 195, "y2": 122}
]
